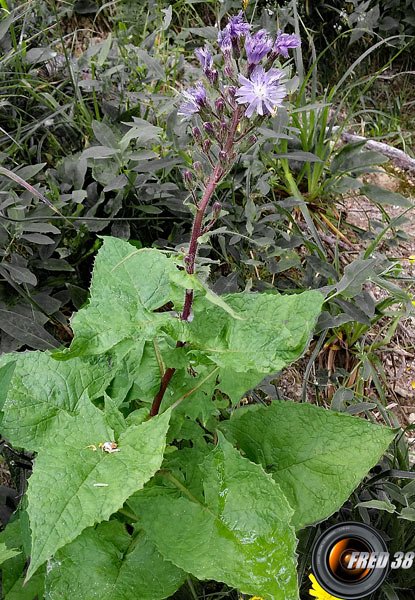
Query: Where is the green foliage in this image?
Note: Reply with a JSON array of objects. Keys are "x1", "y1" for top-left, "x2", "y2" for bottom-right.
[
  {"x1": 0, "y1": 542, "x2": 20, "y2": 565},
  {"x1": 0, "y1": 236, "x2": 396, "y2": 599},
  {"x1": 0, "y1": 515, "x2": 45, "y2": 600},
  {"x1": 220, "y1": 402, "x2": 396, "y2": 529},
  {"x1": 25, "y1": 406, "x2": 171, "y2": 580},
  {"x1": 53, "y1": 237, "x2": 324, "y2": 406},
  {"x1": 130, "y1": 435, "x2": 298, "y2": 600},
  {"x1": 44, "y1": 521, "x2": 186, "y2": 600}
]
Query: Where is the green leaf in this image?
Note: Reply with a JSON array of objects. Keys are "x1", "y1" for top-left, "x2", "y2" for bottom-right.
[
  {"x1": 82, "y1": 146, "x2": 119, "y2": 159},
  {"x1": 356, "y1": 499, "x2": 396, "y2": 513},
  {"x1": 44, "y1": 521, "x2": 185, "y2": 600},
  {"x1": 0, "y1": 359, "x2": 15, "y2": 411},
  {"x1": 361, "y1": 184, "x2": 413, "y2": 208},
  {"x1": 0, "y1": 516, "x2": 45, "y2": 600},
  {"x1": 0, "y1": 309, "x2": 59, "y2": 350},
  {"x1": 315, "y1": 311, "x2": 354, "y2": 332},
  {"x1": 399, "y1": 507, "x2": 415, "y2": 521},
  {"x1": 0, "y1": 351, "x2": 115, "y2": 451},
  {"x1": 185, "y1": 26, "x2": 219, "y2": 39},
  {"x1": 97, "y1": 33, "x2": 112, "y2": 67},
  {"x1": 186, "y1": 290, "x2": 324, "y2": 374},
  {"x1": 131, "y1": 435, "x2": 298, "y2": 600},
  {"x1": 92, "y1": 119, "x2": 118, "y2": 148},
  {"x1": 220, "y1": 401, "x2": 395, "y2": 529},
  {"x1": 119, "y1": 116, "x2": 163, "y2": 148},
  {"x1": 328, "y1": 175, "x2": 362, "y2": 194},
  {"x1": 55, "y1": 239, "x2": 179, "y2": 357},
  {"x1": 25, "y1": 403, "x2": 171, "y2": 580},
  {"x1": 273, "y1": 151, "x2": 323, "y2": 162},
  {"x1": 333, "y1": 258, "x2": 380, "y2": 298},
  {"x1": 216, "y1": 368, "x2": 262, "y2": 404},
  {"x1": 329, "y1": 141, "x2": 366, "y2": 173},
  {"x1": 0, "y1": 542, "x2": 21, "y2": 565},
  {"x1": 53, "y1": 237, "x2": 247, "y2": 363},
  {"x1": 330, "y1": 142, "x2": 387, "y2": 173},
  {"x1": 104, "y1": 392, "x2": 127, "y2": 437},
  {"x1": 4, "y1": 567, "x2": 45, "y2": 600},
  {"x1": 0, "y1": 15, "x2": 14, "y2": 43},
  {"x1": 371, "y1": 276, "x2": 411, "y2": 303}
]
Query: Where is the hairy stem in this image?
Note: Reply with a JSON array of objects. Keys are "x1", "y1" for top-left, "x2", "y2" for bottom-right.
[{"x1": 149, "y1": 108, "x2": 241, "y2": 417}]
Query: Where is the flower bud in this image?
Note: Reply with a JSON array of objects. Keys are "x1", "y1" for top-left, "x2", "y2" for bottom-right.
[
  {"x1": 227, "y1": 86, "x2": 237, "y2": 108},
  {"x1": 206, "y1": 68, "x2": 219, "y2": 86},
  {"x1": 202, "y1": 139, "x2": 211, "y2": 154},
  {"x1": 192, "y1": 126, "x2": 202, "y2": 144},
  {"x1": 203, "y1": 121, "x2": 215, "y2": 135},
  {"x1": 193, "y1": 161, "x2": 203, "y2": 178},
  {"x1": 212, "y1": 202, "x2": 222, "y2": 219},
  {"x1": 183, "y1": 171, "x2": 193, "y2": 189},
  {"x1": 215, "y1": 98, "x2": 225, "y2": 116},
  {"x1": 224, "y1": 63, "x2": 234, "y2": 78},
  {"x1": 219, "y1": 150, "x2": 228, "y2": 163}
]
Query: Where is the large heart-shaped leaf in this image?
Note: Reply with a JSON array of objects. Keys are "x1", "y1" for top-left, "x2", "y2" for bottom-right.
[
  {"x1": 44, "y1": 521, "x2": 185, "y2": 600},
  {"x1": 130, "y1": 435, "x2": 298, "y2": 600},
  {"x1": 0, "y1": 351, "x2": 115, "y2": 451},
  {"x1": 220, "y1": 401, "x2": 395, "y2": 529},
  {"x1": 60, "y1": 239, "x2": 179, "y2": 357},
  {"x1": 185, "y1": 290, "x2": 324, "y2": 374},
  {"x1": 26, "y1": 402, "x2": 170, "y2": 580}
]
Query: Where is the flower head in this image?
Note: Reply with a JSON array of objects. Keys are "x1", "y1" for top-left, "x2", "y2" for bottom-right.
[
  {"x1": 195, "y1": 46, "x2": 218, "y2": 84},
  {"x1": 273, "y1": 31, "x2": 301, "y2": 58},
  {"x1": 245, "y1": 29, "x2": 273, "y2": 66},
  {"x1": 178, "y1": 83, "x2": 207, "y2": 120},
  {"x1": 227, "y1": 11, "x2": 251, "y2": 39},
  {"x1": 218, "y1": 29, "x2": 232, "y2": 54},
  {"x1": 235, "y1": 65, "x2": 285, "y2": 118},
  {"x1": 195, "y1": 46, "x2": 213, "y2": 72},
  {"x1": 218, "y1": 11, "x2": 250, "y2": 57}
]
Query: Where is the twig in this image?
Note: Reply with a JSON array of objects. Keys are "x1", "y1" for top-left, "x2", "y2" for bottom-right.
[{"x1": 340, "y1": 131, "x2": 415, "y2": 172}]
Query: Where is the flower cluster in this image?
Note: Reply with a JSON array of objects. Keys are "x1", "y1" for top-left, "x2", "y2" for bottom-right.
[
  {"x1": 175, "y1": 13, "x2": 300, "y2": 324},
  {"x1": 178, "y1": 12, "x2": 300, "y2": 188},
  {"x1": 179, "y1": 13, "x2": 299, "y2": 125}
]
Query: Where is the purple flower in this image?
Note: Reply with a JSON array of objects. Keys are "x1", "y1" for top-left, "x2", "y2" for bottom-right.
[
  {"x1": 195, "y1": 46, "x2": 218, "y2": 85},
  {"x1": 218, "y1": 29, "x2": 232, "y2": 54},
  {"x1": 195, "y1": 46, "x2": 213, "y2": 72},
  {"x1": 273, "y1": 31, "x2": 301, "y2": 58},
  {"x1": 218, "y1": 11, "x2": 251, "y2": 57},
  {"x1": 235, "y1": 65, "x2": 285, "y2": 118},
  {"x1": 245, "y1": 29, "x2": 273, "y2": 66},
  {"x1": 227, "y1": 11, "x2": 251, "y2": 39},
  {"x1": 178, "y1": 83, "x2": 207, "y2": 120}
]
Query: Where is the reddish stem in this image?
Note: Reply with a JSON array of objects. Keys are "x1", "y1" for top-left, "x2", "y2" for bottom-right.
[
  {"x1": 149, "y1": 107, "x2": 242, "y2": 417},
  {"x1": 149, "y1": 367, "x2": 176, "y2": 417}
]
